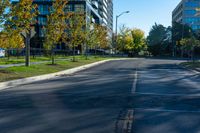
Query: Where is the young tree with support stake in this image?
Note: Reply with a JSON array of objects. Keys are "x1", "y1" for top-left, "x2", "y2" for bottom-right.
[{"x1": 44, "y1": 0, "x2": 68, "y2": 65}]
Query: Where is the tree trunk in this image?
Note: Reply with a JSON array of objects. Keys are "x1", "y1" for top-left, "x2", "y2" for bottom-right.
[
  {"x1": 17, "y1": 48, "x2": 20, "y2": 59},
  {"x1": 7, "y1": 49, "x2": 10, "y2": 61},
  {"x1": 25, "y1": 31, "x2": 31, "y2": 67},
  {"x1": 181, "y1": 47, "x2": 184, "y2": 58},
  {"x1": 95, "y1": 47, "x2": 97, "y2": 55},
  {"x1": 51, "y1": 49, "x2": 55, "y2": 65},
  {"x1": 72, "y1": 43, "x2": 76, "y2": 62},
  {"x1": 192, "y1": 47, "x2": 195, "y2": 63},
  {"x1": 85, "y1": 44, "x2": 88, "y2": 60}
]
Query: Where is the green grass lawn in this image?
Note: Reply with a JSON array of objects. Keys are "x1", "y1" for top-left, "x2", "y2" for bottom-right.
[
  {"x1": 180, "y1": 61, "x2": 200, "y2": 69},
  {"x1": 0, "y1": 56, "x2": 69, "y2": 65},
  {"x1": 0, "y1": 56, "x2": 117, "y2": 82}
]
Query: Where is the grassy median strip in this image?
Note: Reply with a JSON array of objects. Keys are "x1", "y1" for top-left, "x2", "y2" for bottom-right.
[{"x1": 0, "y1": 56, "x2": 115, "y2": 82}]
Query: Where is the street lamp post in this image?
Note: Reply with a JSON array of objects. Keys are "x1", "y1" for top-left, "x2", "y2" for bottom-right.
[{"x1": 115, "y1": 11, "x2": 130, "y2": 54}]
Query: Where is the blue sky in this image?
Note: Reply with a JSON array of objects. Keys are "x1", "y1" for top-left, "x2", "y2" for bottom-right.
[{"x1": 113, "y1": 0, "x2": 181, "y2": 36}]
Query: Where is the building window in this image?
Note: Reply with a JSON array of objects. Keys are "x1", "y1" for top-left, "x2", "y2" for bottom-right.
[
  {"x1": 184, "y1": 10, "x2": 196, "y2": 15},
  {"x1": 185, "y1": 2, "x2": 199, "y2": 7},
  {"x1": 39, "y1": 27, "x2": 46, "y2": 37},
  {"x1": 38, "y1": 16, "x2": 47, "y2": 25},
  {"x1": 38, "y1": 5, "x2": 49, "y2": 15},
  {"x1": 65, "y1": 5, "x2": 73, "y2": 12},
  {"x1": 74, "y1": 4, "x2": 84, "y2": 12}
]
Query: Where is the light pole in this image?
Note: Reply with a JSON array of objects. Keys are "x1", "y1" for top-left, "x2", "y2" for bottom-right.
[{"x1": 115, "y1": 11, "x2": 130, "y2": 54}]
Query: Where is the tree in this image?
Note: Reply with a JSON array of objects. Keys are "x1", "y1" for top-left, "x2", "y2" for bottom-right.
[
  {"x1": 65, "y1": 13, "x2": 86, "y2": 62},
  {"x1": 44, "y1": 0, "x2": 68, "y2": 65},
  {"x1": 116, "y1": 25, "x2": 131, "y2": 53},
  {"x1": 91, "y1": 24, "x2": 109, "y2": 55},
  {"x1": 179, "y1": 37, "x2": 200, "y2": 61},
  {"x1": 147, "y1": 23, "x2": 173, "y2": 56},
  {"x1": 172, "y1": 21, "x2": 193, "y2": 57},
  {"x1": 130, "y1": 28, "x2": 146, "y2": 55},
  {"x1": 6, "y1": 0, "x2": 38, "y2": 66},
  {"x1": 0, "y1": 31, "x2": 24, "y2": 59},
  {"x1": 83, "y1": 23, "x2": 109, "y2": 58},
  {"x1": 96, "y1": 25, "x2": 109, "y2": 50},
  {"x1": 117, "y1": 26, "x2": 146, "y2": 56},
  {"x1": 83, "y1": 23, "x2": 96, "y2": 58}
]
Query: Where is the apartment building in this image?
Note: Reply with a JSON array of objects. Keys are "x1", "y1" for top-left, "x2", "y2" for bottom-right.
[{"x1": 32, "y1": 0, "x2": 113, "y2": 48}]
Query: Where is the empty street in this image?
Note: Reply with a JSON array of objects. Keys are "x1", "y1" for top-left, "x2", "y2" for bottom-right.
[{"x1": 0, "y1": 58, "x2": 200, "y2": 133}]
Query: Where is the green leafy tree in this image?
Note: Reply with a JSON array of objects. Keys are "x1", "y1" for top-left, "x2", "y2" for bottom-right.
[
  {"x1": 83, "y1": 23, "x2": 109, "y2": 57},
  {"x1": 116, "y1": 25, "x2": 131, "y2": 53},
  {"x1": 147, "y1": 23, "x2": 174, "y2": 56},
  {"x1": 172, "y1": 21, "x2": 193, "y2": 57},
  {"x1": 45, "y1": 0, "x2": 68, "y2": 65},
  {"x1": 179, "y1": 37, "x2": 200, "y2": 61},
  {"x1": 65, "y1": 13, "x2": 86, "y2": 62},
  {"x1": 130, "y1": 28, "x2": 146, "y2": 54},
  {"x1": 117, "y1": 26, "x2": 146, "y2": 56},
  {"x1": 83, "y1": 23, "x2": 96, "y2": 58},
  {"x1": 96, "y1": 25, "x2": 109, "y2": 50}
]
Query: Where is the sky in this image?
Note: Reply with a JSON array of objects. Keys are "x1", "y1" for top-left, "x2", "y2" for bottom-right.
[{"x1": 113, "y1": 0, "x2": 181, "y2": 36}]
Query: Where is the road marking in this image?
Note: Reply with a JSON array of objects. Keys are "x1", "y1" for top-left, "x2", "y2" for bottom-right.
[
  {"x1": 131, "y1": 69, "x2": 138, "y2": 94},
  {"x1": 115, "y1": 110, "x2": 134, "y2": 133},
  {"x1": 115, "y1": 67, "x2": 139, "y2": 133},
  {"x1": 122, "y1": 110, "x2": 134, "y2": 133}
]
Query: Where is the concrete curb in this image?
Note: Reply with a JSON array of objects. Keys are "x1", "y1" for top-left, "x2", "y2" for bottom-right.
[
  {"x1": 176, "y1": 63, "x2": 200, "y2": 74},
  {"x1": 0, "y1": 58, "x2": 132, "y2": 90}
]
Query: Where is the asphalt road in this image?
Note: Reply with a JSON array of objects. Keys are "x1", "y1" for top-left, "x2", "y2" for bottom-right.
[
  {"x1": 0, "y1": 58, "x2": 200, "y2": 133},
  {"x1": 133, "y1": 58, "x2": 200, "y2": 133}
]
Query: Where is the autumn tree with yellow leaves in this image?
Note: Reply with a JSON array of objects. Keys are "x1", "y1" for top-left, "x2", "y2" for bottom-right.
[
  {"x1": 65, "y1": 13, "x2": 86, "y2": 62},
  {"x1": 4, "y1": 0, "x2": 38, "y2": 66},
  {"x1": 45, "y1": 0, "x2": 68, "y2": 65},
  {"x1": 117, "y1": 25, "x2": 146, "y2": 56},
  {"x1": 0, "y1": 31, "x2": 24, "y2": 59},
  {"x1": 84, "y1": 23, "x2": 109, "y2": 56}
]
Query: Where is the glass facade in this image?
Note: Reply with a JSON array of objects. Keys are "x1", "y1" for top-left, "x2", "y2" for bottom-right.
[
  {"x1": 30, "y1": 0, "x2": 113, "y2": 48},
  {"x1": 38, "y1": 5, "x2": 49, "y2": 15}
]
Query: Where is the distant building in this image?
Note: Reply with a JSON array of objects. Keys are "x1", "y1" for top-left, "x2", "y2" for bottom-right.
[
  {"x1": 32, "y1": 0, "x2": 113, "y2": 48},
  {"x1": 98, "y1": 0, "x2": 113, "y2": 37},
  {"x1": 172, "y1": 0, "x2": 200, "y2": 30}
]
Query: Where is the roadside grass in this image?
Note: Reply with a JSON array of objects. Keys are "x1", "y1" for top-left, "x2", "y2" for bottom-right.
[
  {"x1": 0, "y1": 56, "x2": 117, "y2": 82},
  {"x1": 0, "y1": 56, "x2": 68, "y2": 65},
  {"x1": 180, "y1": 61, "x2": 200, "y2": 68},
  {"x1": 0, "y1": 55, "x2": 115, "y2": 65}
]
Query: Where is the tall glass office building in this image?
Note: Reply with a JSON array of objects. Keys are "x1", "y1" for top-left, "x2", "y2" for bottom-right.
[
  {"x1": 172, "y1": 0, "x2": 200, "y2": 30},
  {"x1": 32, "y1": 0, "x2": 113, "y2": 48}
]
